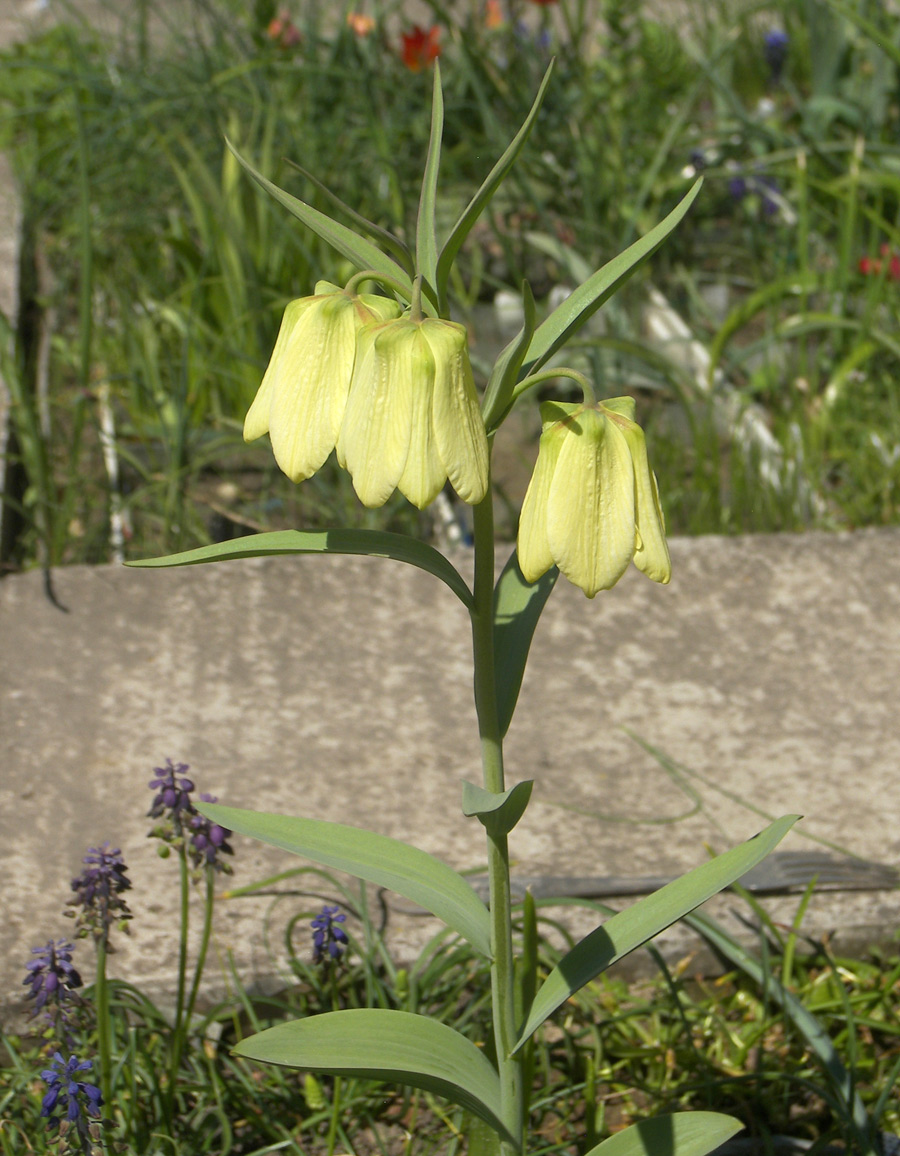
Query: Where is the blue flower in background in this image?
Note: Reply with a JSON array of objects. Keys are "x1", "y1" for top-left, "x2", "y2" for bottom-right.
[
  {"x1": 70, "y1": 843, "x2": 133, "y2": 940},
  {"x1": 40, "y1": 1052, "x2": 103, "y2": 1143},
  {"x1": 188, "y1": 793, "x2": 234, "y2": 873},
  {"x1": 148, "y1": 758, "x2": 196, "y2": 824},
  {"x1": 24, "y1": 940, "x2": 82, "y2": 1013},
  {"x1": 764, "y1": 28, "x2": 789, "y2": 83},
  {"x1": 311, "y1": 905, "x2": 349, "y2": 964}
]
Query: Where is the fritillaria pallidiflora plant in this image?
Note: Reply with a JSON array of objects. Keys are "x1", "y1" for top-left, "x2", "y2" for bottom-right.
[{"x1": 133, "y1": 65, "x2": 797, "y2": 1156}]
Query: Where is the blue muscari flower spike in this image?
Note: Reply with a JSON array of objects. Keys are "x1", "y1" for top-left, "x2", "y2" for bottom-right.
[
  {"x1": 24, "y1": 940, "x2": 82, "y2": 1013},
  {"x1": 187, "y1": 793, "x2": 235, "y2": 873},
  {"x1": 311, "y1": 905, "x2": 349, "y2": 964},
  {"x1": 148, "y1": 758, "x2": 196, "y2": 826},
  {"x1": 40, "y1": 1052, "x2": 103, "y2": 1147},
  {"x1": 764, "y1": 28, "x2": 789, "y2": 83},
  {"x1": 70, "y1": 843, "x2": 133, "y2": 941}
]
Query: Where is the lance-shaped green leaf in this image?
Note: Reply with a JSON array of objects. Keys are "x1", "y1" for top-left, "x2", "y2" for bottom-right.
[
  {"x1": 462, "y1": 780, "x2": 533, "y2": 835},
  {"x1": 436, "y1": 63, "x2": 554, "y2": 312},
  {"x1": 513, "y1": 815, "x2": 798, "y2": 1049},
  {"x1": 481, "y1": 282, "x2": 537, "y2": 433},
  {"x1": 198, "y1": 804, "x2": 492, "y2": 957},
  {"x1": 582, "y1": 1113, "x2": 743, "y2": 1156},
  {"x1": 523, "y1": 180, "x2": 702, "y2": 372},
  {"x1": 492, "y1": 550, "x2": 558, "y2": 737},
  {"x1": 235, "y1": 1009, "x2": 513, "y2": 1145},
  {"x1": 283, "y1": 158, "x2": 413, "y2": 275},
  {"x1": 416, "y1": 64, "x2": 443, "y2": 302},
  {"x1": 125, "y1": 528, "x2": 474, "y2": 610},
  {"x1": 226, "y1": 139, "x2": 413, "y2": 297}
]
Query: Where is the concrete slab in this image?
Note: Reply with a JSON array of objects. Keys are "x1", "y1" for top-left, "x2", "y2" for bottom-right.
[{"x1": 2, "y1": 528, "x2": 900, "y2": 1024}]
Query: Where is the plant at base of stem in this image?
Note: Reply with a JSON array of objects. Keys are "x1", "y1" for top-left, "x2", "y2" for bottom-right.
[
  {"x1": 187, "y1": 793, "x2": 234, "y2": 875},
  {"x1": 24, "y1": 939, "x2": 88, "y2": 1050},
  {"x1": 39, "y1": 1051, "x2": 105, "y2": 1156},
  {"x1": 311, "y1": 905, "x2": 349, "y2": 966},
  {"x1": 68, "y1": 845, "x2": 133, "y2": 944},
  {"x1": 66, "y1": 844, "x2": 132, "y2": 1118},
  {"x1": 146, "y1": 760, "x2": 234, "y2": 1132}
]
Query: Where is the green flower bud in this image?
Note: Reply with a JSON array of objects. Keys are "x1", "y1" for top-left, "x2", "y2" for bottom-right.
[
  {"x1": 336, "y1": 316, "x2": 489, "y2": 509},
  {"x1": 244, "y1": 281, "x2": 402, "y2": 483},
  {"x1": 517, "y1": 397, "x2": 671, "y2": 597}
]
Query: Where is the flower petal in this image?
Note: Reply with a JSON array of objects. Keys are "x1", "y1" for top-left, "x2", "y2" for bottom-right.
[
  {"x1": 620, "y1": 423, "x2": 671, "y2": 584},
  {"x1": 397, "y1": 330, "x2": 445, "y2": 509},
  {"x1": 338, "y1": 321, "x2": 416, "y2": 507},
  {"x1": 268, "y1": 295, "x2": 361, "y2": 482},
  {"x1": 517, "y1": 416, "x2": 569, "y2": 584},
  {"x1": 426, "y1": 320, "x2": 489, "y2": 506},
  {"x1": 243, "y1": 297, "x2": 315, "y2": 443}
]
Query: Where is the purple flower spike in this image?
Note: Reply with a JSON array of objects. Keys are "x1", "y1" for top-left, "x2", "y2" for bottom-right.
[
  {"x1": 40, "y1": 1052, "x2": 103, "y2": 1143},
  {"x1": 764, "y1": 28, "x2": 789, "y2": 83},
  {"x1": 148, "y1": 758, "x2": 196, "y2": 823},
  {"x1": 187, "y1": 793, "x2": 234, "y2": 874},
  {"x1": 23, "y1": 940, "x2": 82, "y2": 1013},
  {"x1": 70, "y1": 843, "x2": 133, "y2": 941},
  {"x1": 311, "y1": 905, "x2": 349, "y2": 965}
]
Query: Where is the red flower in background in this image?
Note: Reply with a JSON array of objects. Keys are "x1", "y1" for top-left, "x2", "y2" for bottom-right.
[
  {"x1": 859, "y1": 243, "x2": 900, "y2": 280},
  {"x1": 402, "y1": 24, "x2": 441, "y2": 71},
  {"x1": 267, "y1": 10, "x2": 301, "y2": 48},
  {"x1": 485, "y1": 0, "x2": 504, "y2": 28}
]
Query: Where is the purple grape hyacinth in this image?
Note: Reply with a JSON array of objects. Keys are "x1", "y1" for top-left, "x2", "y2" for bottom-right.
[
  {"x1": 24, "y1": 940, "x2": 82, "y2": 1013},
  {"x1": 40, "y1": 1052, "x2": 103, "y2": 1148},
  {"x1": 187, "y1": 793, "x2": 234, "y2": 874},
  {"x1": 69, "y1": 843, "x2": 133, "y2": 942},
  {"x1": 311, "y1": 905, "x2": 349, "y2": 964},
  {"x1": 764, "y1": 28, "x2": 789, "y2": 83},
  {"x1": 148, "y1": 758, "x2": 196, "y2": 825}
]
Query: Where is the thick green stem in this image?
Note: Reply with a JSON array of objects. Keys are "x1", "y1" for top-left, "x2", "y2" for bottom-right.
[{"x1": 470, "y1": 491, "x2": 524, "y2": 1155}]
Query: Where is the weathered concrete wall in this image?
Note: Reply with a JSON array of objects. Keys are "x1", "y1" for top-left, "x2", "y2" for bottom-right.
[{"x1": 2, "y1": 530, "x2": 899, "y2": 1023}]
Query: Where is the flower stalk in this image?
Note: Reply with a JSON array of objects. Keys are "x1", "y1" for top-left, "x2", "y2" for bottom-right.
[{"x1": 470, "y1": 482, "x2": 524, "y2": 1153}]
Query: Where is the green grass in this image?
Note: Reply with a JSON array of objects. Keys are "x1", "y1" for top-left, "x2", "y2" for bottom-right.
[
  {"x1": 5, "y1": 882, "x2": 900, "y2": 1155},
  {"x1": 0, "y1": 0, "x2": 899, "y2": 567}
]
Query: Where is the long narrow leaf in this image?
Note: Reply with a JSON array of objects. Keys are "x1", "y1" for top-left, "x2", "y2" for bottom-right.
[
  {"x1": 200, "y1": 804, "x2": 492, "y2": 957},
  {"x1": 283, "y1": 158, "x2": 413, "y2": 274},
  {"x1": 126, "y1": 529, "x2": 473, "y2": 610},
  {"x1": 226, "y1": 139, "x2": 413, "y2": 296},
  {"x1": 416, "y1": 64, "x2": 444, "y2": 300},
  {"x1": 235, "y1": 1009, "x2": 513, "y2": 1144},
  {"x1": 513, "y1": 815, "x2": 798, "y2": 1048},
  {"x1": 436, "y1": 64, "x2": 554, "y2": 309},
  {"x1": 492, "y1": 550, "x2": 558, "y2": 737},
  {"x1": 523, "y1": 181, "x2": 702, "y2": 371},
  {"x1": 582, "y1": 1113, "x2": 743, "y2": 1156}
]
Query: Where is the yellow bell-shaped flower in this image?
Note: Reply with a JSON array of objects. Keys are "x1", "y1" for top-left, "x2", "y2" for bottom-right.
[
  {"x1": 517, "y1": 397, "x2": 670, "y2": 597},
  {"x1": 244, "y1": 281, "x2": 401, "y2": 482},
  {"x1": 336, "y1": 316, "x2": 489, "y2": 509}
]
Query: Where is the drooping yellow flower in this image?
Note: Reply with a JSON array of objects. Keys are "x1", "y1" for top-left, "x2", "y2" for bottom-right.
[
  {"x1": 517, "y1": 397, "x2": 670, "y2": 597},
  {"x1": 336, "y1": 316, "x2": 489, "y2": 509},
  {"x1": 243, "y1": 281, "x2": 401, "y2": 483}
]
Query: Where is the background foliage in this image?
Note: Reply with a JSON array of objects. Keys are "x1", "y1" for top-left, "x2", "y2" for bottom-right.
[{"x1": 1, "y1": 0, "x2": 900, "y2": 569}]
